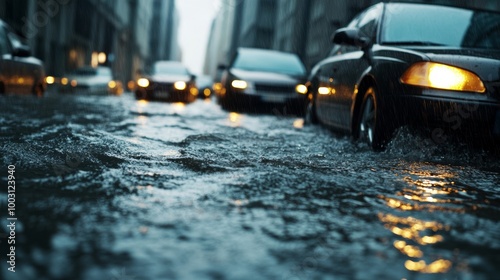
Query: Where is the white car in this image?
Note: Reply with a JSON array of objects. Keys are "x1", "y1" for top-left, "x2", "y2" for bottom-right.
[{"x1": 59, "y1": 66, "x2": 122, "y2": 95}]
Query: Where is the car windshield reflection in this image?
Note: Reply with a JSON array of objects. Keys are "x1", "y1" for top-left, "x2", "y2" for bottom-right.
[
  {"x1": 382, "y1": 4, "x2": 500, "y2": 50},
  {"x1": 232, "y1": 49, "x2": 306, "y2": 76}
]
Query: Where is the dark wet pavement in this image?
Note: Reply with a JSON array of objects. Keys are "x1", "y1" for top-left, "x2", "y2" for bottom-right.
[{"x1": 1, "y1": 92, "x2": 499, "y2": 280}]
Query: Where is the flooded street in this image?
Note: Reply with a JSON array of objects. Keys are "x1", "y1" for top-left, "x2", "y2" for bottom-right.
[{"x1": 1, "y1": 92, "x2": 499, "y2": 280}]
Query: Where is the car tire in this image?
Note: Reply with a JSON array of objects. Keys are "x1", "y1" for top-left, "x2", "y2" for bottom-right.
[
  {"x1": 304, "y1": 95, "x2": 319, "y2": 125},
  {"x1": 357, "y1": 87, "x2": 392, "y2": 151}
]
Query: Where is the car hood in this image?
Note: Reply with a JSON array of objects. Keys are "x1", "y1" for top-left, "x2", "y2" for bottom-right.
[
  {"x1": 150, "y1": 74, "x2": 191, "y2": 83},
  {"x1": 230, "y1": 69, "x2": 304, "y2": 84},
  {"x1": 408, "y1": 47, "x2": 500, "y2": 82}
]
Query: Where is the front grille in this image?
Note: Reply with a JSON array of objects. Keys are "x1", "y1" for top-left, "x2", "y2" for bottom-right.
[
  {"x1": 154, "y1": 83, "x2": 173, "y2": 91},
  {"x1": 254, "y1": 84, "x2": 295, "y2": 94}
]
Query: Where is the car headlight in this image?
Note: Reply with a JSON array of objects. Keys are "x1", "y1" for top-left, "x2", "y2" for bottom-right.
[
  {"x1": 296, "y1": 84, "x2": 307, "y2": 94},
  {"x1": 108, "y1": 80, "x2": 117, "y2": 89},
  {"x1": 45, "y1": 76, "x2": 55, "y2": 85},
  {"x1": 174, "y1": 81, "x2": 187, "y2": 90},
  {"x1": 137, "y1": 78, "x2": 150, "y2": 88},
  {"x1": 61, "y1": 77, "x2": 68, "y2": 85},
  {"x1": 231, "y1": 80, "x2": 248, "y2": 89},
  {"x1": 400, "y1": 62, "x2": 485, "y2": 93}
]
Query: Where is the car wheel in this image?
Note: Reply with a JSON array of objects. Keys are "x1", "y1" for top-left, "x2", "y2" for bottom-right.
[
  {"x1": 33, "y1": 83, "x2": 44, "y2": 97},
  {"x1": 358, "y1": 87, "x2": 391, "y2": 151},
  {"x1": 304, "y1": 95, "x2": 319, "y2": 125}
]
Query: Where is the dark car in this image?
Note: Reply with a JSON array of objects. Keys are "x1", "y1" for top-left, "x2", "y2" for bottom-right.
[
  {"x1": 0, "y1": 20, "x2": 45, "y2": 96},
  {"x1": 305, "y1": 2, "x2": 500, "y2": 150},
  {"x1": 59, "y1": 66, "x2": 123, "y2": 95},
  {"x1": 135, "y1": 61, "x2": 198, "y2": 102},
  {"x1": 218, "y1": 48, "x2": 308, "y2": 113}
]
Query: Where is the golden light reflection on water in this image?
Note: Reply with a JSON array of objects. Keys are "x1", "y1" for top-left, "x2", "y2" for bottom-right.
[
  {"x1": 228, "y1": 112, "x2": 242, "y2": 127},
  {"x1": 405, "y1": 259, "x2": 452, "y2": 273},
  {"x1": 293, "y1": 118, "x2": 304, "y2": 129},
  {"x1": 379, "y1": 213, "x2": 452, "y2": 273},
  {"x1": 377, "y1": 165, "x2": 465, "y2": 274},
  {"x1": 137, "y1": 115, "x2": 148, "y2": 126}
]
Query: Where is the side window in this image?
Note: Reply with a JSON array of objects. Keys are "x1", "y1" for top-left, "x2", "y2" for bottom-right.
[
  {"x1": 357, "y1": 6, "x2": 380, "y2": 40},
  {"x1": 0, "y1": 27, "x2": 11, "y2": 55}
]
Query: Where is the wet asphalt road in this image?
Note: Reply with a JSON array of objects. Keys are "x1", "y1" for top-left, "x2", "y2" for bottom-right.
[{"x1": 1, "y1": 92, "x2": 500, "y2": 280}]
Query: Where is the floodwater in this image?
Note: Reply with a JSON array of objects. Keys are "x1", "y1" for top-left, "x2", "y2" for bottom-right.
[{"x1": 1, "y1": 92, "x2": 499, "y2": 280}]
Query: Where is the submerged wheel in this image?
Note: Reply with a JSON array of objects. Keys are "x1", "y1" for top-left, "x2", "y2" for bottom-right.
[{"x1": 357, "y1": 87, "x2": 392, "y2": 151}]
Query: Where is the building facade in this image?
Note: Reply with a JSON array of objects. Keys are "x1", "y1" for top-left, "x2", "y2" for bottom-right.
[
  {"x1": 203, "y1": 0, "x2": 238, "y2": 78},
  {"x1": 0, "y1": 0, "x2": 175, "y2": 85}
]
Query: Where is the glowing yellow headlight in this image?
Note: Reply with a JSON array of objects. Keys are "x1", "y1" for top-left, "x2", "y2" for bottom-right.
[
  {"x1": 231, "y1": 80, "x2": 247, "y2": 89},
  {"x1": 45, "y1": 76, "x2": 55, "y2": 84},
  {"x1": 318, "y1": 87, "x2": 330, "y2": 95},
  {"x1": 174, "y1": 81, "x2": 187, "y2": 90},
  {"x1": 61, "y1": 77, "x2": 68, "y2": 85},
  {"x1": 400, "y1": 62, "x2": 485, "y2": 93},
  {"x1": 296, "y1": 84, "x2": 308, "y2": 94},
  {"x1": 203, "y1": 88, "x2": 211, "y2": 97},
  {"x1": 108, "y1": 80, "x2": 117, "y2": 89},
  {"x1": 137, "y1": 78, "x2": 150, "y2": 88}
]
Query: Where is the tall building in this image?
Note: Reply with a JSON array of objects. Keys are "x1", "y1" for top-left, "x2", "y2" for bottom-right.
[
  {"x1": 127, "y1": 0, "x2": 153, "y2": 82},
  {"x1": 149, "y1": 0, "x2": 173, "y2": 64},
  {"x1": 0, "y1": 0, "x2": 160, "y2": 85},
  {"x1": 239, "y1": 0, "x2": 277, "y2": 49},
  {"x1": 273, "y1": 0, "x2": 310, "y2": 62},
  {"x1": 203, "y1": 0, "x2": 238, "y2": 78},
  {"x1": 303, "y1": 0, "x2": 351, "y2": 69},
  {"x1": 169, "y1": 7, "x2": 181, "y2": 62}
]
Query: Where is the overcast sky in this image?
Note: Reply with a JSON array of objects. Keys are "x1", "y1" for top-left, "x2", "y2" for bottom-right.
[{"x1": 176, "y1": 0, "x2": 221, "y2": 75}]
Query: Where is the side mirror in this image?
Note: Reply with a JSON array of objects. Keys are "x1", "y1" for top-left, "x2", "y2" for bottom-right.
[
  {"x1": 190, "y1": 74, "x2": 196, "y2": 81},
  {"x1": 332, "y1": 27, "x2": 369, "y2": 48},
  {"x1": 12, "y1": 45, "x2": 31, "y2": 57}
]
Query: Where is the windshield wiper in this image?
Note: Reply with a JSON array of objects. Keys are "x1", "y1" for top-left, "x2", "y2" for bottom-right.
[{"x1": 382, "y1": 41, "x2": 447, "y2": 46}]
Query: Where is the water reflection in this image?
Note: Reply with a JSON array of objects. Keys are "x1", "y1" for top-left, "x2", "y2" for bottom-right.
[
  {"x1": 377, "y1": 164, "x2": 465, "y2": 274},
  {"x1": 228, "y1": 112, "x2": 242, "y2": 127},
  {"x1": 293, "y1": 118, "x2": 304, "y2": 129}
]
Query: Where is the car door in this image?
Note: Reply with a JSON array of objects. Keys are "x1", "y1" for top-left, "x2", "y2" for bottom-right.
[{"x1": 320, "y1": 5, "x2": 381, "y2": 130}]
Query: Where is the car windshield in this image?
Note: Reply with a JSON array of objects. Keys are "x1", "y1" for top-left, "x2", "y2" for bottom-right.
[
  {"x1": 154, "y1": 63, "x2": 189, "y2": 75},
  {"x1": 233, "y1": 50, "x2": 306, "y2": 76},
  {"x1": 71, "y1": 68, "x2": 98, "y2": 76},
  {"x1": 382, "y1": 4, "x2": 500, "y2": 50}
]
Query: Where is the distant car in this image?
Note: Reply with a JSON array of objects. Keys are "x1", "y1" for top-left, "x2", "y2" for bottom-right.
[
  {"x1": 59, "y1": 66, "x2": 123, "y2": 95},
  {"x1": 218, "y1": 48, "x2": 308, "y2": 113},
  {"x1": 305, "y1": 2, "x2": 500, "y2": 150},
  {"x1": 135, "y1": 61, "x2": 198, "y2": 102},
  {"x1": 196, "y1": 75, "x2": 214, "y2": 99},
  {"x1": 0, "y1": 20, "x2": 46, "y2": 96}
]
